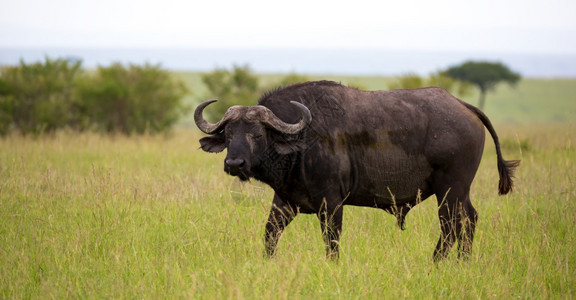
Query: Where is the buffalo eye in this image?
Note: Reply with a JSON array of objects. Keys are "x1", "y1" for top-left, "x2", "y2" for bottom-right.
[{"x1": 246, "y1": 133, "x2": 264, "y2": 140}]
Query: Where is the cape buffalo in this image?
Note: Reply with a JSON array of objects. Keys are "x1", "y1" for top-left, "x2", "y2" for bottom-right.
[{"x1": 195, "y1": 81, "x2": 519, "y2": 261}]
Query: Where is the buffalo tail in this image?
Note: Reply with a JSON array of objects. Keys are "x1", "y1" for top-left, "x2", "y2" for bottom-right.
[{"x1": 459, "y1": 100, "x2": 521, "y2": 195}]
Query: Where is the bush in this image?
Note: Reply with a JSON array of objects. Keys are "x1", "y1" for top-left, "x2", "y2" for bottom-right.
[
  {"x1": 0, "y1": 58, "x2": 188, "y2": 136},
  {"x1": 79, "y1": 63, "x2": 189, "y2": 135},
  {"x1": 0, "y1": 58, "x2": 83, "y2": 135}
]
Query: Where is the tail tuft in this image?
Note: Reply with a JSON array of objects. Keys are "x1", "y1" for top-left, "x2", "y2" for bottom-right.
[{"x1": 498, "y1": 159, "x2": 521, "y2": 195}]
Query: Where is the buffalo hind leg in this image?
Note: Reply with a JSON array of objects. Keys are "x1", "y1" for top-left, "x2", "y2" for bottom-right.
[
  {"x1": 457, "y1": 196, "x2": 478, "y2": 260},
  {"x1": 433, "y1": 189, "x2": 478, "y2": 262},
  {"x1": 264, "y1": 194, "x2": 297, "y2": 258},
  {"x1": 434, "y1": 197, "x2": 458, "y2": 262},
  {"x1": 317, "y1": 197, "x2": 344, "y2": 260}
]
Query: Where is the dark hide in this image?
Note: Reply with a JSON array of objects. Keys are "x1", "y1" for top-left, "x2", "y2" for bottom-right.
[{"x1": 196, "y1": 81, "x2": 520, "y2": 261}]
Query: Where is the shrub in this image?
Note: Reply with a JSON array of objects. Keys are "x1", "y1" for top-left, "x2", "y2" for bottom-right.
[
  {"x1": 79, "y1": 63, "x2": 189, "y2": 135},
  {"x1": 0, "y1": 58, "x2": 189, "y2": 136},
  {"x1": 0, "y1": 58, "x2": 83, "y2": 135}
]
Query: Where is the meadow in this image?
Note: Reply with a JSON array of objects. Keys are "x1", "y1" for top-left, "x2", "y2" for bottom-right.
[{"x1": 1, "y1": 76, "x2": 575, "y2": 298}]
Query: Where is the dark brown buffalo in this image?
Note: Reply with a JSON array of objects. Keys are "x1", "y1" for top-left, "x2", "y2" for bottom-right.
[{"x1": 195, "y1": 81, "x2": 519, "y2": 261}]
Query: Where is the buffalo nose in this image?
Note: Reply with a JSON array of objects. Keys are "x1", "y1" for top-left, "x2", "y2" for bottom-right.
[{"x1": 225, "y1": 158, "x2": 245, "y2": 168}]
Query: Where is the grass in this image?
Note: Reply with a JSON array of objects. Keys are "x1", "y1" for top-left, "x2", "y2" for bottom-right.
[
  {"x1": 478, "y1": 78, "x2": 576, "y2": 123},
  {"x1": 1, "y1": 122, "x2": 575, "y2": 298},
  {"x1": 1, "y1": 73, "x2": 575, "y2": 297}
]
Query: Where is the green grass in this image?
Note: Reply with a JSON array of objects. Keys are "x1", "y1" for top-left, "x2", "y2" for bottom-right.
[
  {"x1": 1, "y1": 73, "x2": 575, "y2": 297},
  {"x1": 477, "y1": 78, "x2": 576, "y2": 123},
  {"x1": 1, "y1": 123, "x2": 575, "y2": 298}
]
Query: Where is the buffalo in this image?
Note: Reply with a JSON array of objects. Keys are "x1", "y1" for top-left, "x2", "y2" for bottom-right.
[{"x1": 195, "y1": 81, "x2": 519, "y2": 261}]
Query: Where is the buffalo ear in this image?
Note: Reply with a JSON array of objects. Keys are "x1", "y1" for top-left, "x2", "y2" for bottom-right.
[
  {"x1": 272, "y1": 134, "x2": 308, "y2": 155},
  {"x1": 199, "y1": 133, "x2": 226, "y2": 153}
]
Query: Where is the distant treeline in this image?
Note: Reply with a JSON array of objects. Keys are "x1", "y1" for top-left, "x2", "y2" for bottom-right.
[
  {"x1": 0, "y1": 58, "x2": 309, "y2": 136},
  {"x1": 0, "y1": 58, "x2": 188, "y2": 136},
  {"x1": 0, "y1": 57, "x2": 518, "y2": 135}
]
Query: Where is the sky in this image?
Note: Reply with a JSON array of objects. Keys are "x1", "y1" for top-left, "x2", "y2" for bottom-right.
[{"x1": 1, "y1": 0, "x2": 576, "y2": 54}]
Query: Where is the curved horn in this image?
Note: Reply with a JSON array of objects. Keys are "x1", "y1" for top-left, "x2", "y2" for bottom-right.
[
  {"x1": 194, "y1": 100, "x2": 243, "y2": 134},
  {"x1": 258, "y1": 101, "x2": 312, "y2": 135}
]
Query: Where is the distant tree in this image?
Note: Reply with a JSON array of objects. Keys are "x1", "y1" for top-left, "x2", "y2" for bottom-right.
[{"x1": 444, "y1": 61, "x2": 521, "y2": 110}]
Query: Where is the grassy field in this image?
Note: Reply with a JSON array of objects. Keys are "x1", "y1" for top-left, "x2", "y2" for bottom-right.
[
  {"x1": 1, "y1": 125, "x2": 575, "y2": 298},
  {"x1": 1, "y1": 75, "x2": 575, "y2": 298}
]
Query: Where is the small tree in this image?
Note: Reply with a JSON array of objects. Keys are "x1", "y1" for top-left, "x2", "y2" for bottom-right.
[{"x1": 444, "y1": 61, "x2": 520, "y2": 110}]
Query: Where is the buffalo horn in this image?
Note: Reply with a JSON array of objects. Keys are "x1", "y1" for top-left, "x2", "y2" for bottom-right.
[
  {"x1": 258, "y1": 101, "x2": 311, "y2": 135},
  {"x1": 195, "y1": 100, "x2": 311, "y2": 135},
  {"x1": 194, "y1": 100, "x2": 242, "y2": 134}
]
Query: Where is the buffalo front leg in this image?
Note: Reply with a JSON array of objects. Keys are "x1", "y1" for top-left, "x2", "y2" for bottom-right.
[
  {"x1": 317, "y1": 197, "x2": 344, "y2": 260},
  {"x1": 264, "y1": 194, "x2": 297, "y2": 258}
]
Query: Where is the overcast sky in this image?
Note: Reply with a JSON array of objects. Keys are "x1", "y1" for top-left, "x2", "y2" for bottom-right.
[{"x1": 1, "y1": 0, "x2": 576, "y2": 54}]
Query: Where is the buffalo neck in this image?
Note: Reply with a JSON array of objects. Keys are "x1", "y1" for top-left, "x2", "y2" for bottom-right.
[{"x1": 253, "y1": 151, "x2": 302, "y2": 194}]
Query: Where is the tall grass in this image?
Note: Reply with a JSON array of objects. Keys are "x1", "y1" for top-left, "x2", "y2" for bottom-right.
[{"x1": 0, "y1": 125, "x2": 574, "y2": 298}]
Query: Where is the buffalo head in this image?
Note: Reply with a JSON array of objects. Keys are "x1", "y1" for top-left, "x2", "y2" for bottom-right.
[{"x1": 194, "y1": 100, "x2": 312, "y2": 181}]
